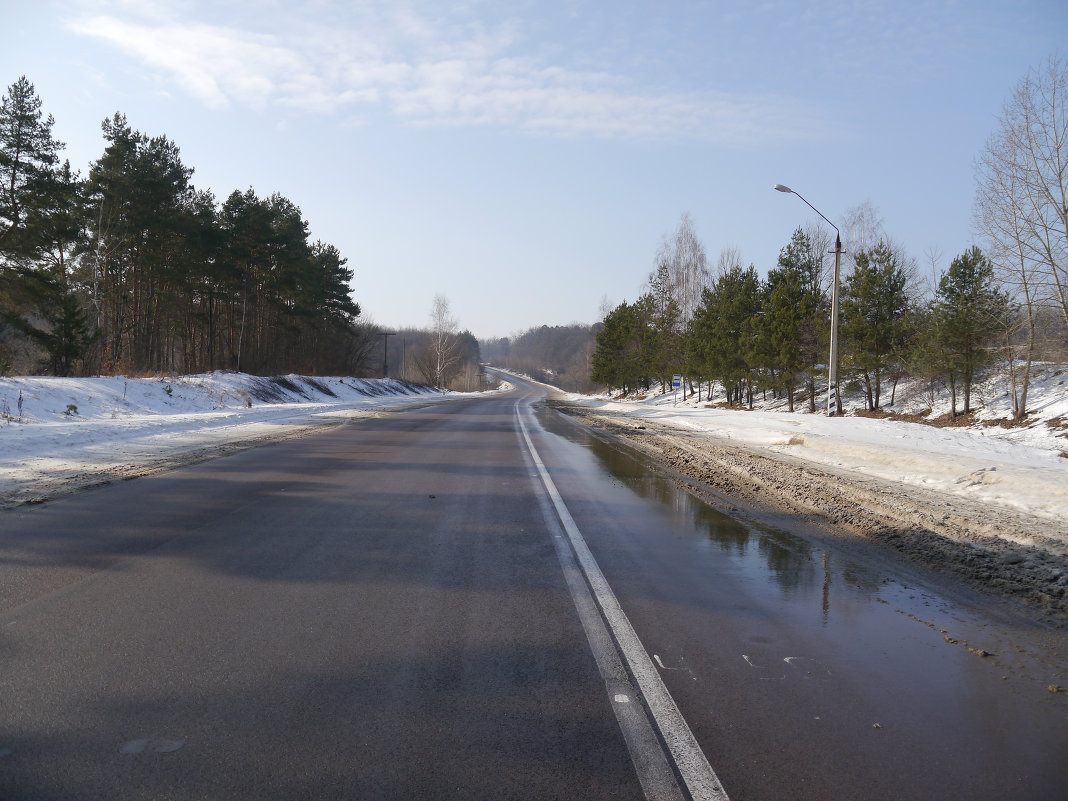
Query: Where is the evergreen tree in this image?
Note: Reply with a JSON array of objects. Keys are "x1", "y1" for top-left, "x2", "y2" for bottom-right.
[
  {"x1": 0, "y1": 77, "x2": 63, "y2": 254},
  {"x1": 0, "y1": 77, "x2": 93, "y2": 375},
  {"x1": 934, "y1": 246, "x2": 1009, "y2": 415},
  {"x1": 6, "y1": 272, "x2": 93, "y2": 376},
  {"x1": 840, "y1": 241, "x2": 913, "y2": 410},
  {"x1": 685, "y1": 264, "x2": 761, "y2": 407},
  {"x1": 773, "y1": 227, "x2": 826, "y2": 411},
  {"x1": 646, "y1": 263, "x2": 682, "y2": 392},
  {"x1": 592, "y1": 300, "x2": 646, "y2": 394},
  {"x1": 758, "y1": 265, "x2": 810, "y2": 411}
]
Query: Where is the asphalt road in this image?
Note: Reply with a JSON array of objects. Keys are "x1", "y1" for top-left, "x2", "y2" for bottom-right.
[{"x1": 0, "y1": 375, "x2": 1065, "y2": 800}]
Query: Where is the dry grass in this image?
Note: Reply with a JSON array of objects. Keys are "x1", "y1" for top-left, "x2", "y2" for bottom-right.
[{"x1": 1046, "y1": 416, "x2": 1068, "y2": 438}]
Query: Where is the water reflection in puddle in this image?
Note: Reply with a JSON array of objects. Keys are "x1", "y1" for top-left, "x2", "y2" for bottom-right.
[{"x1": 538, "y1": 405, "x2": 888, "y2": 616}]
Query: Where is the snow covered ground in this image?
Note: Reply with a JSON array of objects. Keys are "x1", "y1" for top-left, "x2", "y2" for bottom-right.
[
  {"x1": 557, "y1": 364, "x2": 1068, "y2": 527},
  {"x1": 0, "y1": 372, "x2": 490, "y2": 508},
  {"x1": 1, "y1": 365, "x2": 1065, "y2": 529}
]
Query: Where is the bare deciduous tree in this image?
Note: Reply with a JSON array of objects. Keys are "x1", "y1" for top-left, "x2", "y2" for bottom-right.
[
  {"x1": 714, "y1": 246, "x2": 743, "y2": 279},
  {"x1": 840, "y1": 201, "x2": 885, "y2": 279},
  {"x1": 804, "y1": 220, "x2": 835, "y2": 295},
  {"x1": 975, "y1": 54, "x2": 1068, "y2": 419},
  {"x1": 651, "y1": 213, "x2": 710, "y2": 324},
  {"x1": 426, "y1": 293, "x2": 459, "y2": 388}
]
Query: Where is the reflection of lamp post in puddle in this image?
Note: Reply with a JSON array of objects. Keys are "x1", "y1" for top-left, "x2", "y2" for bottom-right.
[
  {"x1": 774, "y1": 184, "x2": 843, "y2": 416},
  {"x1": 822, "y1": 551, "x2": 831, "y2": 620}
]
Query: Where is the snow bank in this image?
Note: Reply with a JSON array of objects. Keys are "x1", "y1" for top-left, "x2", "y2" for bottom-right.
[
  {"x1": 0, "y1": 372, "x2": 481, "y2": 506},
  {"x1": 558, "y1": 365, "x2": 1068, "y2": 523}
]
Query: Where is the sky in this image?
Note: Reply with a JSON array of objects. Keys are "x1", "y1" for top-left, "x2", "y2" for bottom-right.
[{"x1": 6, "y1": 0, "x2": 1067, "y2": 339}]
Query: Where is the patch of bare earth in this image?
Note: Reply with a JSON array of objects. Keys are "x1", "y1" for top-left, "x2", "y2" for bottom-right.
[{"x1": 549, "y1": 400, "x2": 1068, "y2": 625}]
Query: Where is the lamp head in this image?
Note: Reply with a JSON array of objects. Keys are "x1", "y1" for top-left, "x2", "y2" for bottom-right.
[{"x1": 773, "y1": 184, "x2": 793, "y2": 193}]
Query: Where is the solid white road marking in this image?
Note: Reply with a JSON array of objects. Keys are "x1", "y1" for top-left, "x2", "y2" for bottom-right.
[{"x1": 516, "y1": 402, "x2": 730, "y2": 801}]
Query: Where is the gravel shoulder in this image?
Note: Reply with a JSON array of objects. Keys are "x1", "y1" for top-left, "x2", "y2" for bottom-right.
[{"x1": 547, "y1": 400, "x2": 1068, "y2": 625}]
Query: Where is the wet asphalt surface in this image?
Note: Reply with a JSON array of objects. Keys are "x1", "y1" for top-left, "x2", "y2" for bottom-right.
[{"x1": 0, "y1": 377, "x2": 1065, "y2": 800}]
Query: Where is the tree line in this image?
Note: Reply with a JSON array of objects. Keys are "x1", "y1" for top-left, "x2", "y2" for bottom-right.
[
  {"x1": 0, "y1": 76, "x2": 372, "y2": 377},
  {"x1": 592, "y1": 56, "x2": 1068, "y2": 421},
  {"x1": 481, "y1": 323, "x2": 599, "y2": 393},
  {"x1": 594, "y1": 224, "x2": 1017, "y2": 418}
]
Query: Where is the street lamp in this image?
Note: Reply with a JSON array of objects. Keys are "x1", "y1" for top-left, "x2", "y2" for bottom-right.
[{"x1": 774, "y1": 184, "x2": 843, "y2": 416}]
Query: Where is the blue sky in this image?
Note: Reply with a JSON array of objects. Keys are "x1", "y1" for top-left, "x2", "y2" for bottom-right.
[{"x1": 7, "y1": 1, "x2": 1067, "y2": 338}]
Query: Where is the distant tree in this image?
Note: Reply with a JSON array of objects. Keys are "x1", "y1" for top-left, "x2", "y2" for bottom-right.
[
  {"x1": 933, "y1": 247, "x2": 1009, "y2": 415},
  {"x1": 905, "y1": 303, "x2": 949, "y2": 409},
  {"x1": 424, "y1": 294, "x2": 459, "y2": 388},
  {"x1": 713, "y1": 246, "x2": 743, "y2": 279},
  {"x1": 480, "y1": 324, "x2": 598, "y2": 392},
  {"x1": 840, "y1": 241, "x2": 913, "y2": 410}
]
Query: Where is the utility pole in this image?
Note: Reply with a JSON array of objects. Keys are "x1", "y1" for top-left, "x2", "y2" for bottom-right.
[{"x1": 378, "y1": 332, "x2": 395, "y2": 378}]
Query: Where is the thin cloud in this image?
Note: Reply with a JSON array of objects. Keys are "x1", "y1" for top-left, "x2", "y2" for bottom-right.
[{"x1": 67, "y1": 7, "x2": 833, "y2": 144}]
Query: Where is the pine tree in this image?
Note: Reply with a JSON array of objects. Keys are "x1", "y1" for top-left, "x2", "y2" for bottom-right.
[
  {"x1": 759, "y1": 266, "x2": 809, "y2": 411},
  {"x1": 0, "y1": 77, "x2": 63, "y2": 253},
  {"x1": 592, "y1": 300, "x2": 644, "y2": 394},
  {"x1": 934, "y1": 246, "x2": 1009, "y2": 415},
  {"x1": 686, "y1": 264, "x2": 761, "y2": 407},
  {"x1": 0, "y1": 77, "x2": 93, "y2": 375},
  {"x1": 840, "y1": 241, "x2": 913, "y2": 410}
]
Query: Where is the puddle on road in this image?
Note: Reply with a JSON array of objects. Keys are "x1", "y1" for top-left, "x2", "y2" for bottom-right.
[{"x1": 535, "y1": 404, "x2": 885, "y2": 614}]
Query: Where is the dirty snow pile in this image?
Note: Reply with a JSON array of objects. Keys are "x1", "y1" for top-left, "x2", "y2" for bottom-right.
[
  {"x1": 559, "y1": 364, "x2": 1068, "y2": 529},
  {"x1": 0, "y1": 372, "x2": 473, "y2": 506}
]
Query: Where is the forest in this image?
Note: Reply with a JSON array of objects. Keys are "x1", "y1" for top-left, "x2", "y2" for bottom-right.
[
  {"x1": 481, "y1": 324, "x2": 600, "y2": 394},
  {"x1": 0, "y1": 76, "x2": 380, "y2": 378}
]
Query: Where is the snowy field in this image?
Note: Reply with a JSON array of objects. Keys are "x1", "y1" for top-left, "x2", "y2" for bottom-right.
[
  {"x1": 0, "y1": 372, "x2": 485, "y2": 508},
  {"x1": 557, "y1": 364, "x2": 1068, "y2": 527}
]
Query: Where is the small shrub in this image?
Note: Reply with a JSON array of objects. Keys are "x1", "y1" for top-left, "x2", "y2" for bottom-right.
[{"x1": 64, "y1": 404, "x2": 78, "y2": 416}]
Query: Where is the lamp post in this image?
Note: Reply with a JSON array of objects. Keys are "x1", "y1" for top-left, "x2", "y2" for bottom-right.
[{"x1": 774, "y1": 184, "x2": 843, "y2": 416}]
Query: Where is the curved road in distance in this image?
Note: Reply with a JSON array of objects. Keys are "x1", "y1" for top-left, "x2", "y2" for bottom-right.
[{"x1": 0, "y1": 372, "x2": 1064, "y2": 800}]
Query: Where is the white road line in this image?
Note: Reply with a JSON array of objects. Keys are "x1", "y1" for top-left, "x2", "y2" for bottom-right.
[{"x1": 515, "y1": 402, "x2": 730, "y2": 801}]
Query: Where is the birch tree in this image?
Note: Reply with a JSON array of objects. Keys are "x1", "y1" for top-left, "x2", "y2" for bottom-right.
[
  {"x1": 426, "y1": 293, "x2": 459, "y2": 388},
  {"x1": 975, "y1": 54, "x2": 1068, "y2": 419},
  {"x1": 652, "y1": 213, "x2": 709, "y2": 324}
]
